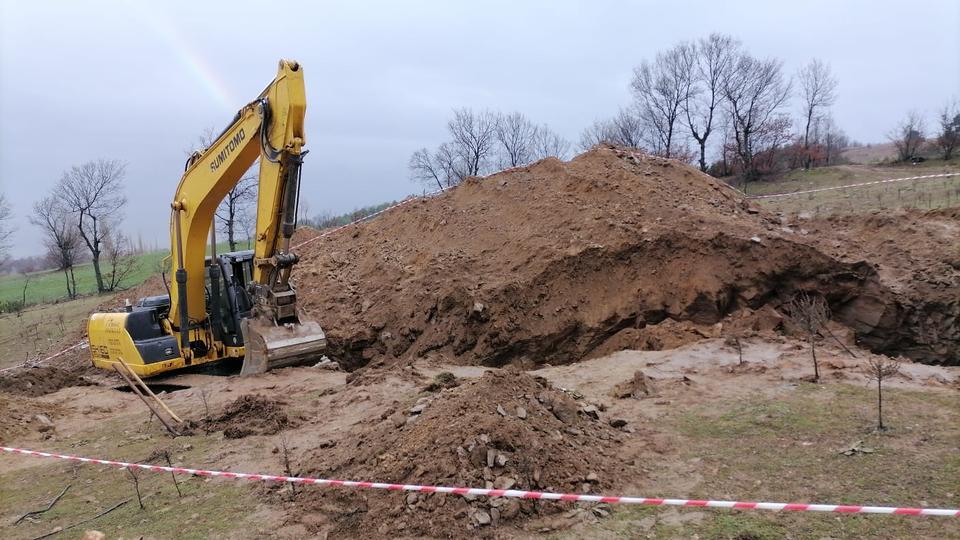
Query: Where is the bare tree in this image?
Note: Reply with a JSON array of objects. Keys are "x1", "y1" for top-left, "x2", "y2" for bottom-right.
[
  {"x1": 215, "y1": 174, "x2": 257, "y2": 251},
  {"x1": 815, "y1": 114, "x2": 849, "y2": 166},
  {"x1": 409, "y1": 108, "x2": 499, "y2": 189},
  {"x1": 798, "y1": 59, "x2": 838, "y2": 169},
  {"x1": 723, "y1": 54, "x2": 793, "y2": 184},
  {"x1": 784, "y1": 292, "x2": 830, "y2": 382},
  {"x1": 409, "y1": 143, "x2": 461, "y2": 190},
  {"x1": 578, "y1": 119, "x2": 617, "y2": 151},
  {"x1": 631, "y1": 43, "x2": 695, "y2": 158},
  {"x1": 31, "y1": 196, "x2": 81, "y2": 298},
  {"x1": 610, "y1": 108, "x2": 647, "y2": 149},
  {"x1": 0, "y1": 193, "x2": 12, "y2": 262},
  {"x1": 57, "y1": 159, "x2": 127, "y2": 293},
  {"x1": 578, "y1": 110, "x2": 645, "y2": 151},
  {"x1": 887, "y1": 111, "x2": 926, "y2": 162},
  {"x1": 495, "y1": 112, "x2": 537, "y2": 168},
  {"x1": 102, "y1": 226, "x2": 139, "y2": 291},
  {"x1": 195, "y1": 128, "x2": 258, "y2": 251},
  {"x1": 863, "y1": 356, "x2": 901, "y2": 431},
  {"x1": 684, "y1": 33, "x2": 739, "y2": 172},
  {"x1": 531, "y1": 124, "x2": 571, "y2": 160},
  {"x1": 236, "y1": 203, "x2": 257, "y2": 249},
  {"x1": 448, "y1": 108, "x2": 499, "y2": 177},
  {"x1": 934, "y1": 100, "x2": 960, "y2": 160}
]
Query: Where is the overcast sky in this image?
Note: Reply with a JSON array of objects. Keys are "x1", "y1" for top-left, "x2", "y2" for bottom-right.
[{"x1": 2, "y1": 0, "x2": 958, "y2": 258}]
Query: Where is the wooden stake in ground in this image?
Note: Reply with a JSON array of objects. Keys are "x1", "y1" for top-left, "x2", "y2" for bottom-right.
[
  {"x1": 113, "y1": 364, "x2": 180, "y2": 436},
  {"x1": 864, "y1": 356, "x2": 901, "y2": 431},
  {"x1": 117, "y1": 358, "x2": 183, "y2": 423}
]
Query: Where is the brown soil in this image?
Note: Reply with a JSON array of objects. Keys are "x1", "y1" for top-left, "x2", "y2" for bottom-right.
[
  {"x1": 0, "y1": 366, "x2": 95, "y2": 397},
  {"x1": 201, "y1": 394, "x2": 299, "y2": 439},
  {"x1": 284, "y1": 369, "x2": 640, "y2": 537},
  {"x1": 798, "y1": 208, "x2": 960, "y2": 363},
  {"x1": 0, "y1": 394, "x2": 63, "y2": 444},
  {"x1": 293, "y1": 146, "x2": 954, "y2": 368}
]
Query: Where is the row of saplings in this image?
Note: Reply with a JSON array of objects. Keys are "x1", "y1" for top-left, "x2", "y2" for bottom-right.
[{"x1": 768, "y1": 292, "x2": 902, "y2": 431}]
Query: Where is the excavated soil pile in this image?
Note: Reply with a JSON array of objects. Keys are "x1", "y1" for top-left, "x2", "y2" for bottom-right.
[
  {"x1": 291, "y1": 369, "x2": 638, "y2": 537},
  {"x1": 294, "y1": 145, "x2": 934, "y2": 368},
  {"x1": 0, "y1": 366, "x2": 95, "y2": 397},
  {"x1": 202, "y1": 394, "x2": 297, "y2": 439},
  {"x1": 798, "y1": 208, "x2": 960, "y2": 364}
]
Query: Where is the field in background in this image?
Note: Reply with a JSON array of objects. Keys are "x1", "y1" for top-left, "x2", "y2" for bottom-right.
[
  {"x1": 0, "y1": 250, "x2": 167, "y2": 307},
  {"x1": 747, "y1": 160, "x2": 960, "y2": 215},
  {"x1": 0, "y1": 294, "x2": 107, "y2": 369}
]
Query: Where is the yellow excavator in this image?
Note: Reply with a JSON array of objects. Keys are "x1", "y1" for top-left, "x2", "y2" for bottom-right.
[{"x1": 88, "y1": 60, "x2": 326, "y2": 377}]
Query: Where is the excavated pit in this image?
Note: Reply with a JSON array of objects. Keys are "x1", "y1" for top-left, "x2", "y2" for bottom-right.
[{"x1": 292, "y1": 146, "x2": 959, "y2": 369}]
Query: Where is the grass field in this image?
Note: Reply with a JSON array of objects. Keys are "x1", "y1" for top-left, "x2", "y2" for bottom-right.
[
  {"x1": 0, "y1": 294, "x2": 108, "y2": 368},
  {"x1": 580, "y1": 383, "x2": 960, "y2": 539},
  {"x1": 0, "y1": 239, "x2": 250, "y2": 308},
  {"x1": 0, "y1": 251, "x2": 167, "y2": 307},
  {"x1": 747, "y1": 159, "x2": 960, "y2": 215}
]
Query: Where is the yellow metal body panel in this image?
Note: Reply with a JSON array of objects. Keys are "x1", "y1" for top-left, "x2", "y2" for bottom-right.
[{"x1": 88, "y1": 312, "x2": 242, "y2": 378}]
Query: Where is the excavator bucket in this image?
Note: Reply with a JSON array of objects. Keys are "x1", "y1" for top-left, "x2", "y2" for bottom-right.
[{"x1": 239, "y1": 316, "x2": 327, "y2": 375}]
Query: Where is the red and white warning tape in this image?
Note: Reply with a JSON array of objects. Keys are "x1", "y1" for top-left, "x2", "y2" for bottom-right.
[
  {"x1": 0, "y1": 340, "x2": 88, "y2": 374},
  {"x1": 3, "y1": 446, "x2": 957, "y2": 517},
  {"x1": 748, "y1": 172, "x2": 959, "y2": 200}
]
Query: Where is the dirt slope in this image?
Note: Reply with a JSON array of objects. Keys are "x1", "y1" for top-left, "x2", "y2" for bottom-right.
[
  {"x1": 293, "y1": 146, "x2": 954, "y2": 368},
  {"x1": 798, "y1": 208, "x2": 960, "y2": 363}
]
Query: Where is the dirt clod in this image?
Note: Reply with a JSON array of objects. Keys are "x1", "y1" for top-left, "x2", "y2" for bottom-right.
[
  {"x1": 201, "y1": 394, "x2": 297, "y2": 439},
  {"x1": 611, "y1": 370, "x2": 655, "y2": 399}
]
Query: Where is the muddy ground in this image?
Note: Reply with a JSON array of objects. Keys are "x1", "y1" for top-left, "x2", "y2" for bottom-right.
[{"x1": 1, "y1": 339, "x2": 957, "y2": 538}]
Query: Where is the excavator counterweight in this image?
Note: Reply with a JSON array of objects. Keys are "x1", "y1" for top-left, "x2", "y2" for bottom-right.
[{"x1": 88, "y1": 60, "x2": 325, "y2": 378}]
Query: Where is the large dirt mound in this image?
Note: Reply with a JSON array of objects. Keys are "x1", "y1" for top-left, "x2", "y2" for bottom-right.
[
  {"x1": 292, "y1": 369, "x2": 638, "y2": 537},
  {"x1": 295, "y1": 146, "x2": 947, "y2": 367}
]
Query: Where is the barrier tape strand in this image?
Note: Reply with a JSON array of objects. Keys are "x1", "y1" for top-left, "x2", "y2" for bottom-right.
[
  {"x1": 3, "y1": 446, "x2": 957, "y2": 517},
  {"x1": 748, "y1": 172, "x2": 959, "y2": 200}
]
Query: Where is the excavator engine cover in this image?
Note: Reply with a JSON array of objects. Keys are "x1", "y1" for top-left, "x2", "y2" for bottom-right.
[{"x1": 239, "y1": 316, "x2": 326, "y2": 375}]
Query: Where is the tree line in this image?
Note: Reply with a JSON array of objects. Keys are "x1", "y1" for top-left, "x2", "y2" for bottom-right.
[
  {"x1": 410, "y1": 33, "x2": 958, "y2": 191},
  {"x1": 409, "y1": 109, "x2": 571, "y2": 190}
]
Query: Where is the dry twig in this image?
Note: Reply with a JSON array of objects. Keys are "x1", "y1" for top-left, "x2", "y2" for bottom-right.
[
  {"x1": 29, "y1": 498, "x2": 130, "y2": 540},
  {"x1": 14, "y1": 484, "x2": 71, "y2": 525}
]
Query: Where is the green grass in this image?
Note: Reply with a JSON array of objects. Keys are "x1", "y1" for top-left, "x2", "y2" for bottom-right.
[
  {"x1": 0, "y1": 240, "x2": 247, "y2": 308},
  {"x1": 746, "y1": 159, "x2": 960, "y2": 215},
  {"x1": 0, "y1": 250, "x2": 167, "y2": 307},
  {"x1": 0, "y1": 295, "x2": 110, "y2": 369},
  {"x1": 0, "y1": 420, "x2": 262, "y2": 539},
  {"x1": 577, "y1": 383, "x2": 960, "y2": 539}
]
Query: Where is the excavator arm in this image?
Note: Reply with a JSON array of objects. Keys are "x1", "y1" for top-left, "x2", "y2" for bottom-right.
[{"x1": 169, "y1": 59, "x2": 324, "y2": 374}]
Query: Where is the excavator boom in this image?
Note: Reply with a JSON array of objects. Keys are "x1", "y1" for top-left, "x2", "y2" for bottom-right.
[{"x1": 88, "y1": 60, "x2": 325, "y2": 377}]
